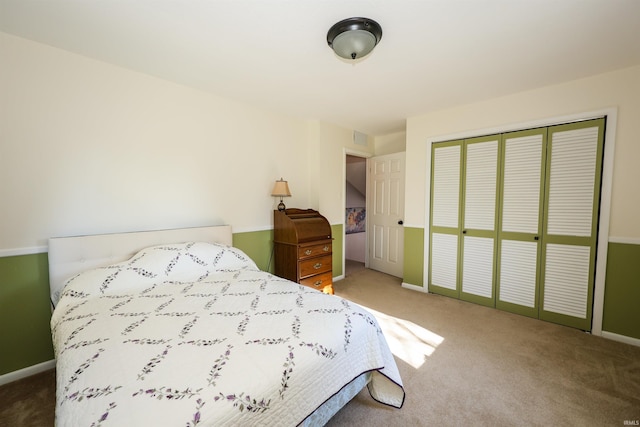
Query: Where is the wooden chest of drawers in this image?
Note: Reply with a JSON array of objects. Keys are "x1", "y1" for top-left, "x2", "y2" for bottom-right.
[{"x1": 273, "y1": 208, "x2": 333, "y2": 294}]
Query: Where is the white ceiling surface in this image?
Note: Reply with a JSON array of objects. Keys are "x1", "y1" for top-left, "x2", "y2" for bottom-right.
[{"x1": 1, "y1": 1, "x2": 640, "y2": 136}]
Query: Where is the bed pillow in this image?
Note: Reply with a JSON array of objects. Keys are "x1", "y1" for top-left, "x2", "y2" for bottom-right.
[
  {"x1": 57, "y1": 242, "x2": 258, "y2": 300},
  {"x1": 121, "y1": 241, "x2": 259, "y2": 278}
]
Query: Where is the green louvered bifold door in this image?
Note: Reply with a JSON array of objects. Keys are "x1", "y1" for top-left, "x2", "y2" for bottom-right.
[
  {"x1": 429, "y1": 141, "x2": 462, "y2": 298},
  {"x1": 539, "y1": 118, "x2": 605, "y2": 330},
  {"x1": 496, "y1": 128, "x2": 547, "y2": 318},
  {"x1": 459, "y1": 136, "x2": 501, "y2": 307}
]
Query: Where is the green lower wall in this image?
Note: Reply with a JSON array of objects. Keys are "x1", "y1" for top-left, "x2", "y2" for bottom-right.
[
  {"x1": 603, "y1": 242, "x2": 640, "y2": 340},
  {"x1": 0, "y1": 228, "x2": 345, "y2": 376},
  {"x1": 233, "y1": 229, "x2": 275, "y2": 272},
  {"x1": 1, "y1": 232, "x2": 635, "y2": 376},
  {"x1": 0, "y1": 253, "x2": 54, "y2": 375},
  {"x1": 331, "y1": 224, "x2": 343, "y2": 278}
]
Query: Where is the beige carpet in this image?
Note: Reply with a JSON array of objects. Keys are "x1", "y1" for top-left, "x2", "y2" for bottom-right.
[
  {"x1": 1, "y1": 263, "x2": 638, "y2": 426},
  {"x1": 328, "y1": 261, "x2": 640, "y2": 426},
  {"x1": 0, "y1": 368, "x2": 55, "y2": 427}
]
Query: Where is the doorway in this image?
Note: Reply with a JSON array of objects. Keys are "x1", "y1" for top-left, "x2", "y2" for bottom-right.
[{"x1": 345, "y1": 155, "x2": 367, "y2": 276}]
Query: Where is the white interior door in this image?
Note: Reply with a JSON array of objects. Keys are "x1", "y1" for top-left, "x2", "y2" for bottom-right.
[{"x1": 367, "y1": 152, "x2": 405, "y2": 278}]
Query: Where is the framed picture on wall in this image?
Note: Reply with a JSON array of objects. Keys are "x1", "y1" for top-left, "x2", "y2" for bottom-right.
[{"x1": 346, "y1": 207, "x2": 366, "y2": 234}]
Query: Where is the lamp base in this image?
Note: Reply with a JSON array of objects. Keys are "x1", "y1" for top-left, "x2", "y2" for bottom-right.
[{"x1": 277, "y1": 201, "x2": 286, "y2": 211}]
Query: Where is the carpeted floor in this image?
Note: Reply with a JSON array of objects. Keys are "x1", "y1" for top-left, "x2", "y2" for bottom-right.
[
  {"x1": 329, "y1": 261, "x2": 640, "y2": 426},
  {"x1": 1, "y1": 261, "x2": 639, "y2": 426},
  {"x1": 0, "y1": 368, "x2": 55, "y2": 427}
]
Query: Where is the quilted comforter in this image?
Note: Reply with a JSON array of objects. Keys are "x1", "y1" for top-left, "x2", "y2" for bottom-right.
[{"x1": 51, "y1": 242, "x2": 404, "y2": 426}]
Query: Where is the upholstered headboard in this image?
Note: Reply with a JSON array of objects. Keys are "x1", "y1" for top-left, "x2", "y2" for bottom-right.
[{"x1": 48, "y1": 225, "x2": 233, "y2": 307}]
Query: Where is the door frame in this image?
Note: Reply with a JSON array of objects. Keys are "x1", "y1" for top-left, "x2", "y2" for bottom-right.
[{"x1": 423, "y1": 107, "x2": 618, "y2": 336}]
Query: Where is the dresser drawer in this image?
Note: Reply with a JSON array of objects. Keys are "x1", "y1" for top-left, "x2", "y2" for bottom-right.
[
  {"x1": 298, "y1": 242, "x2": 332, "y2": 259},
  {"x1": 299, "y1": 271, "x2": 333, "y2": 292},
  {"x1": 299, "y1": 255, "x2": 332, "y2": 278}
]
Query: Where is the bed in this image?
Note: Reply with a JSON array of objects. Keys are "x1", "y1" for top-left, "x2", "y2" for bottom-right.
[{"x1": 48, "y1": 226, "x2": 404, "y2": 426}]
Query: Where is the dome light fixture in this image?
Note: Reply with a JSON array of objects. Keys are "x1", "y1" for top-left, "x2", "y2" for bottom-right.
[{"x1": 327, "y1": 17, "x2": 383, "y2": 60}]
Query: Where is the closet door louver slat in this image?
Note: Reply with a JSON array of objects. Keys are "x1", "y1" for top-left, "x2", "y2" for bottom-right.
[
  {"x1": 462, "y1": 236, "x2": 494, "y2": 298},
  {"x1": 546, "y1": 126, "x2": 599, "y2": 237},
  {"x1": 464, "y1": 141, "x2": 498, "y2": 231},
  {"x1": 499, "y1": 240, "x2": 538, "y2": 308},
  {"x1": 543, "y1": 244, "x2": 590, "y2": 318},
  {"x1": 432, "y1": 145, "x2": 460, "y2": 228},
  {"x1": 431, "y1": 233, "x2": 458, "y2": 291},
  {"x1": 501, "y1": 134, "x2": 543, "y2": 234}
]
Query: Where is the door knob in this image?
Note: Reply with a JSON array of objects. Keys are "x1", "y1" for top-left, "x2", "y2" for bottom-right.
[{"x1": 398, "y1": 220, "x2": 404, "y2": 225}]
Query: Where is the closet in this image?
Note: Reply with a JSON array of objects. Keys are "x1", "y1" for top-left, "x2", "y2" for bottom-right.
[{"x1": 428, "y1": 118, "x2": 605, "y2": 330}]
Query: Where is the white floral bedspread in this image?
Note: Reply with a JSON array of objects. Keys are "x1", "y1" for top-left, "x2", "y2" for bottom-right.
[{"x1": 51, "y1": 242, "x2": 404, "y2": 426}]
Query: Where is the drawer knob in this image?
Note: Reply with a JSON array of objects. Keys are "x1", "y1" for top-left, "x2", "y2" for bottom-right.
[
  {"x1": 323, "y1": 246, "x2": 329, "y2": 252},
  {"x1": 313, "y1": 280, "x2": 322, "y2": 287},
  {"x1": 313, "y1": 263, "x2": 322, "y2": 270},
  {"x1": 305, "y1": 249, "x2": 312, "y2": 255}
]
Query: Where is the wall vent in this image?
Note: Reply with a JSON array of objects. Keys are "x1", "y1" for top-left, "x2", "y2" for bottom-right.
[{"x1": 354, "y1": 131, "x2": 368, "y2": 146}]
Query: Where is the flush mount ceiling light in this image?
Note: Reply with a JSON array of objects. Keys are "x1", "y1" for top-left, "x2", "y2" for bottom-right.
[{"x1": 327, "y1": 17, "x2": 382, "y2": 60}]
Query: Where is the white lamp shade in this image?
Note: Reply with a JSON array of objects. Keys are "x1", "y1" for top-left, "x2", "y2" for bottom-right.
[{"x1": 331, "y1": 30, "x2": 377, "y2": 59}]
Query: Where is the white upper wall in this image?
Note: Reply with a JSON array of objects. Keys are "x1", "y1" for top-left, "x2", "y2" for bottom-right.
[
  {"x1": 0, "y1": 32, "x2": 376, "y2": 251},
  {"x1": 374, "y1": 131, "x2": 406, "y2": 156},
  {"x1": 406, "y1": 65, "x2": 640, "y2": 239}
]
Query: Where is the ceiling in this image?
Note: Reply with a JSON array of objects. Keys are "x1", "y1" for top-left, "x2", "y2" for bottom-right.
[{"x1": 1, "y1": 1, "x2": 639, "y2": 136}]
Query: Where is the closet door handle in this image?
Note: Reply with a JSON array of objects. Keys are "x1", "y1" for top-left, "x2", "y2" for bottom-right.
[
  {"x1": 462, "y1": 230, "x2": 467, "y2": 234},
  {"x1": 534, "y1": 236, "x2": 539, "y2": 241}
]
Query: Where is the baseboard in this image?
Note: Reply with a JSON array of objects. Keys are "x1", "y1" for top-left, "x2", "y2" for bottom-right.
[
  {"x1": 402, "y1": 282, "x2": 427, "y2": 293},
  {"x1": 601, "y1": 331, "x2": 640, "y2": 348},
  {"x1": 0, "y1": 359, "x2": 56, "y2": 386}
]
